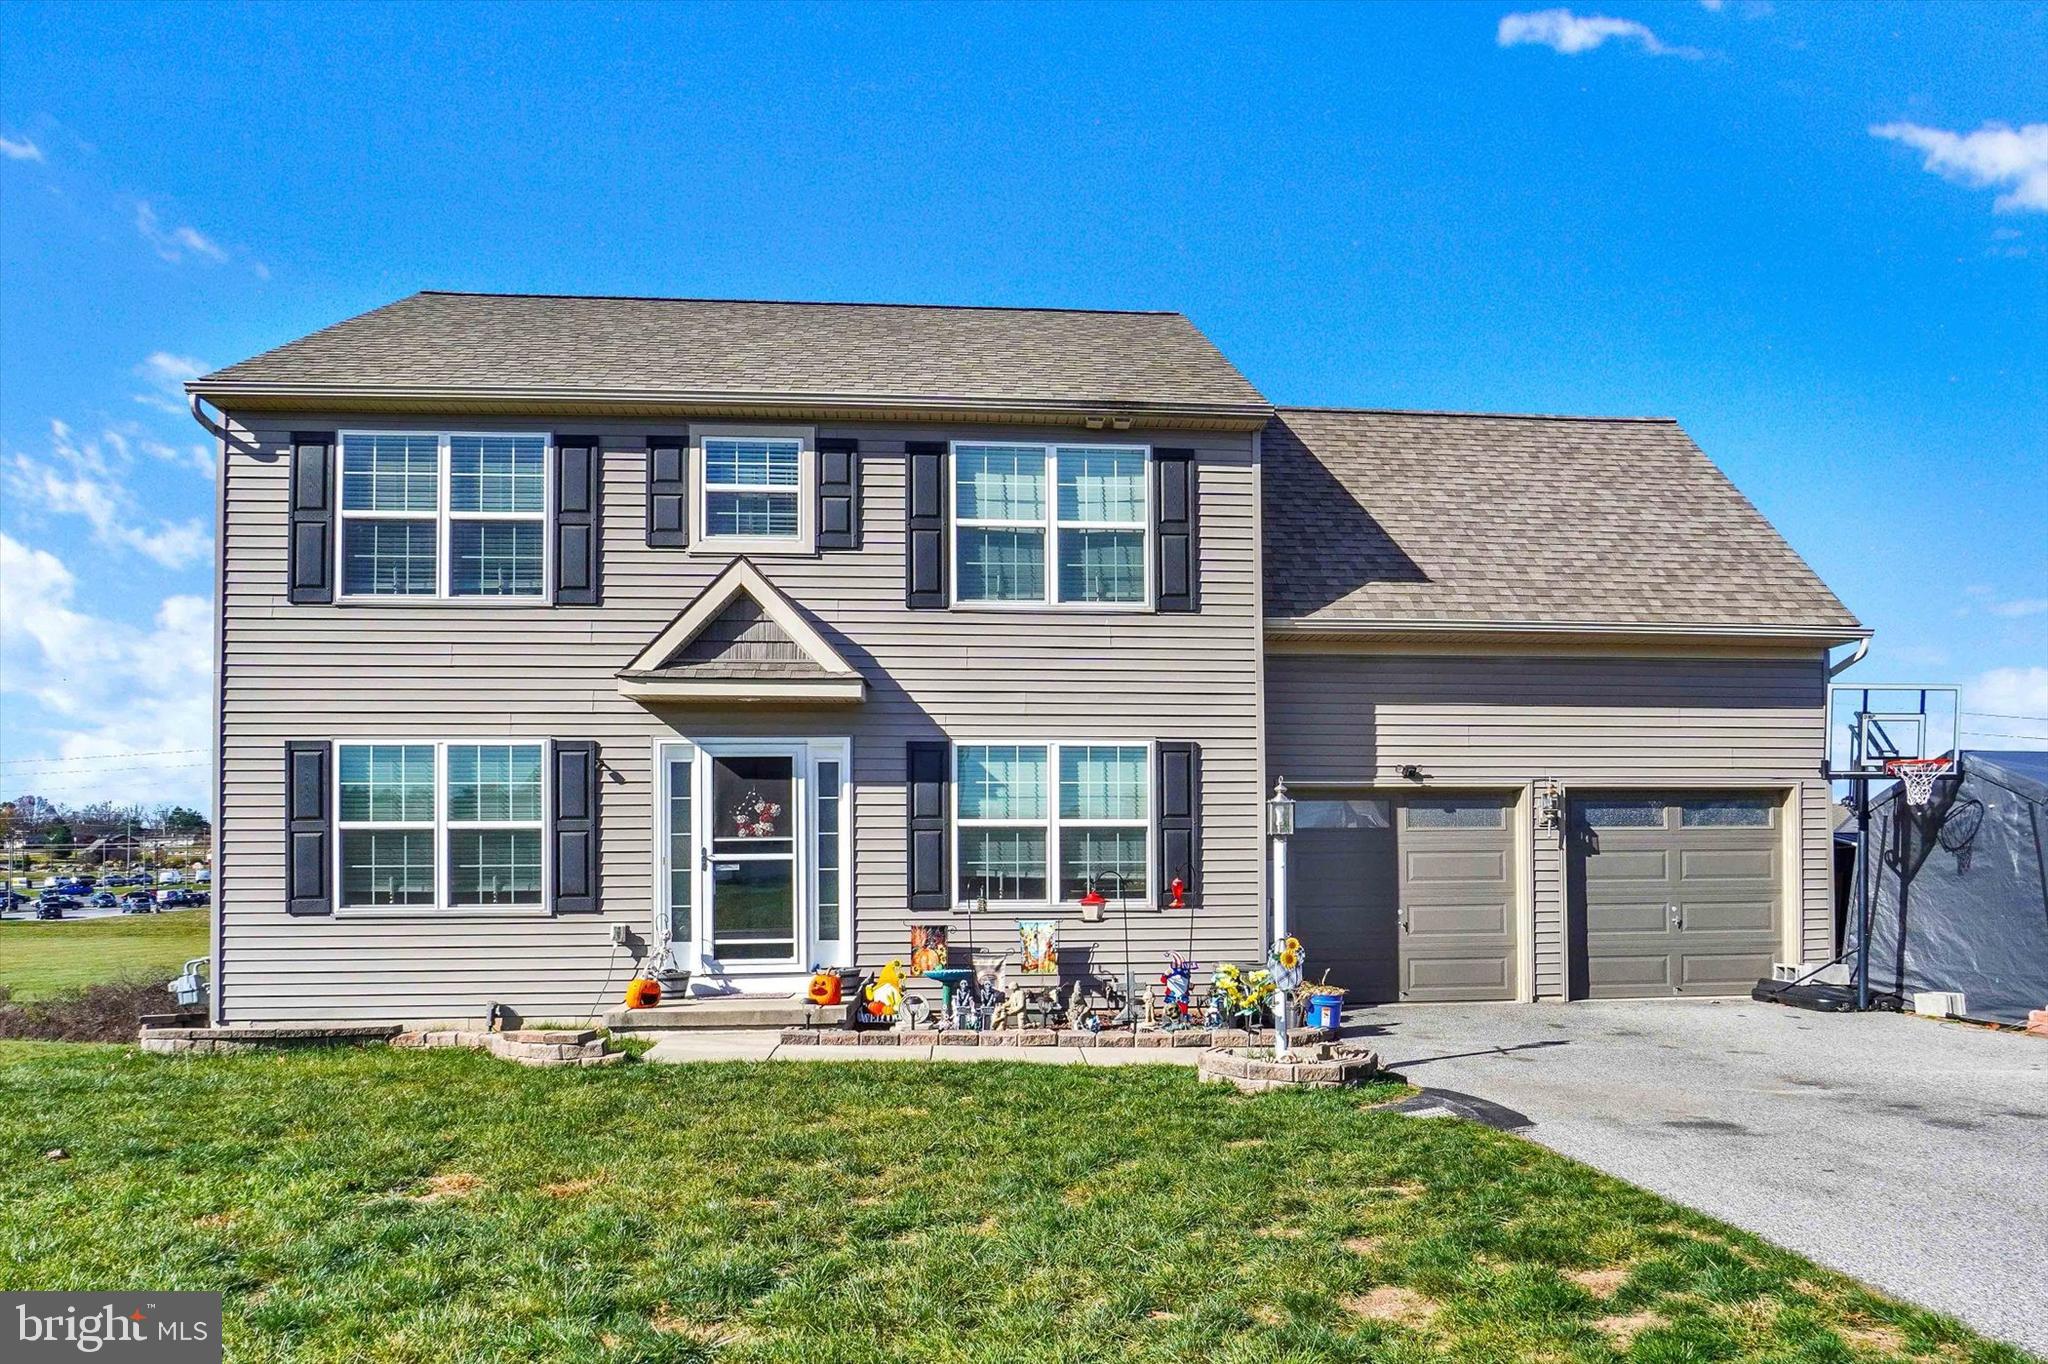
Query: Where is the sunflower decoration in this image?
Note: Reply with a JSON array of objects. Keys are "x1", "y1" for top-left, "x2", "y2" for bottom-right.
[
  {"x1": 1212, "y1": 962, "x2": 1276, "y2": 1025},
  {"x1": 1267, "y1": 935, "x2": 1305, "y2": 992}
]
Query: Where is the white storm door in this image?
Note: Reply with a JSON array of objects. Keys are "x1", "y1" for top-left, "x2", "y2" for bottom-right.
[{"x1": 702, "y1": 745, "x2": 805, "y2": 968}]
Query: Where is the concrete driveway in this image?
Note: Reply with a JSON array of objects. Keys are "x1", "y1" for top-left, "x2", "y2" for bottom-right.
[{"x1": 1346, "y1": 999, "x2": 2048, "y2": 1355}]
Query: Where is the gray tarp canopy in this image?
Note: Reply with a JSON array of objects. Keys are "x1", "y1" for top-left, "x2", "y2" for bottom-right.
[{"x1": 1844, "y1": 751, "x2": 2048, "y2": 1024}]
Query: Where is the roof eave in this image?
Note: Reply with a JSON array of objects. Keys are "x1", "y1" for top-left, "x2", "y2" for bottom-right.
[
  {"x1": 1265, "y1": 616, "x2": 1871, "y2": 650},
  {"x1": 185, "y1": 380, "x2": 1274, "y2": 432}
]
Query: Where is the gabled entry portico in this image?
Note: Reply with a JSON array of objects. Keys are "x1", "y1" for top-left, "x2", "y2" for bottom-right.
[{"x1": 622, "y1": 559, "x2": 864, "y2": 994}]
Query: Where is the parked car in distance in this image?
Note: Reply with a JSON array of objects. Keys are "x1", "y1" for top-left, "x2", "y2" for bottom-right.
[
  {"x1": 87, "y1": 892, "x2": 119, "y2": 908},
  {"x1": 0, "y1": 890, "x2": 27, "y2": 911},
  {"x1": 159, "y1": 889, "x2": 208, "y2": 908},
  {"x1": 36, "y1": 901, "x2": 67, "y2": 920}
]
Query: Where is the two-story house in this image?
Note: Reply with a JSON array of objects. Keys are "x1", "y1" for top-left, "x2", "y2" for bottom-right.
[{"x1": 187, "y1": 291, "x2": 1865, "y2": 1026}]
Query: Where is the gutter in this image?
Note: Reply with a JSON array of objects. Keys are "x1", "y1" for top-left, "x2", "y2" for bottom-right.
[{"x1": 183, "y1": 380, "x2": 1276, "y2": 431}]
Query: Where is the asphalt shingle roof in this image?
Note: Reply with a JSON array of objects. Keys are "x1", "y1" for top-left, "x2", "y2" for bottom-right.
[
  {"x1": 1263, "y1": 408, "x2": 1861, "y2": 632},
  {"x1": 195, "y1": 291, "x2": 1267, "y2": 413}
]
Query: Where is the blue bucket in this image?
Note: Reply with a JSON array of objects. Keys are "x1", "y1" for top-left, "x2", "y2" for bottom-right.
[{"x1": 1302, "y1": 993, "x2": 1342, "y2": 1031}]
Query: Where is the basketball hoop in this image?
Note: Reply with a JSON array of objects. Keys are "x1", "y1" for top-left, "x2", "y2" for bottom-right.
[{"x1": 1884, "y1": 756, "x2": 1951, "y2": 808}]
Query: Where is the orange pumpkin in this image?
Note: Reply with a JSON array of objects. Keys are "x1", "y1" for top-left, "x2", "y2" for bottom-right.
[
  {"x1": 624, "y1": 977, "x2": 662, "y2": 1009},
  {"x1": 807, "y1": 969, "x2": 842, "y2": 1006}
]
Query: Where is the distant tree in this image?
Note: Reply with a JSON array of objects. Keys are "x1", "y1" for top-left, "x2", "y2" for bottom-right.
[
  {"x1": 161, "y1": 807, "x2": 209, "y2": 836},
  {"x1": 36, "y1": 821, "x2": 73, "y2": 849},
  {"x1": 8, "y1": 794, "x2": 59, "y2": 832}
]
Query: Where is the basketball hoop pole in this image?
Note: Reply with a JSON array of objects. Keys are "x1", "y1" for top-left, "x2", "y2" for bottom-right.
[{"x1": 1854, "y1": 779, "x2": 1872, "y2": 1012}]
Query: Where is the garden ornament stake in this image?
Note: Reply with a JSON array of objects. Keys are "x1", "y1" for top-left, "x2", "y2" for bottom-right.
[{"x1": 1092, "y1": 871, "x2": 1136, "y2": 1028}]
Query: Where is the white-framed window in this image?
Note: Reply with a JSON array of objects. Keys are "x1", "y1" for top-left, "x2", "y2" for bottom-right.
[
  {"x1": 952, "y1": 442, "x2": 1150, "y2": 607},
  {"x1": 954, "y1": 741, "x2": 1150, "y2": 906},
  {"x1": 338, "y1": 431, "x2": 549, "y2": 600},
  {"x1": 336, "y1": 741, "x2": 547, "y2": 913},
  {"x1": 692, "y1": 426, "x2": 814, "y2": 552}
]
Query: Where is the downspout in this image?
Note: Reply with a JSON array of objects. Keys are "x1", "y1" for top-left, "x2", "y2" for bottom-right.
[
  {"x1": 191, "y1": 393, "x2": 230, "y2": 1025},
  {"x1": 1828, "y1": 637, "x2": 1870, "y2": 677}
]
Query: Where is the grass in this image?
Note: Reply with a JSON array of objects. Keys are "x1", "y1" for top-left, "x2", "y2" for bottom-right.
[
  {"x1": 0, "y1": 907, "x2": 208, "y2": 1000},
  {"x1": 0, "y1": 1047, "x2": 2025, "y2": 1364}
]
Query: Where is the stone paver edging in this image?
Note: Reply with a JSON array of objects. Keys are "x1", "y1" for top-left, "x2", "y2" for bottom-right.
[
  {"x1": 393, "y1": 1028, "x2": 623, "y2": 1067},
  {"x1": 1198, "y1": 1043, "x2": 1383, "y2": 1091}
]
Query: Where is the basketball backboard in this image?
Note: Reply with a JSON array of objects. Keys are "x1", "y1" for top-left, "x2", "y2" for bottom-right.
[{"x1": 1825, "y1": 684, "x2": 1960, "y2": 779}]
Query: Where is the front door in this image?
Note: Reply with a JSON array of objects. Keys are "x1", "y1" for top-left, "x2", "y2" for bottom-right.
[{"x1": 660, "y1": 738, "x2": 850, "y2": 989}]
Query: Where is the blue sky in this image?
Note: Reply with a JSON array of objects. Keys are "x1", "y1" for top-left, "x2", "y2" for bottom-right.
[{"x1": 2, "y1": 1, "x2": 2043, "y2": 809}]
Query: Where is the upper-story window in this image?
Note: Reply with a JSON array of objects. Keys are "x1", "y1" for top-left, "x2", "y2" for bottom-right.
[
  {"x1": 339, "y1": 432, "x2": 548, "y2": 599},
  {"x1": 953, "y1": 442, "x2": 1149, "y2": 607},
  {"x1": 691, "y1": 426, "x2": 814, "y2": 553}
]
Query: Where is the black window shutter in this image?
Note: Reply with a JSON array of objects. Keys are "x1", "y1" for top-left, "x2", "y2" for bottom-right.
[
  {"x1": 554, "y1": 436, "x2": 601, "y2": 604},
  {"x1": 907, "y1": 739, "x2": 951, "y2": 910},
  {"x1": 646, "y1": 435, "x2": 687, "y2": 548},
  {"x1": 284, "y1": 741, "x2": 332, "y2": 916},
  {"x1": 1156, "y1": 741, "x2": 1201, "y2": 907},
  {"x1": 817, "y1": 436, "x2": 861, "y2": 550},
  {"x1": 288, "y1": 431, "x2": 336, "y2": 604},
  {"x1": 550, "y1": 740, "x2": 599, "y2": 914},
  {"x1": 905, "y1": 441, "x2": 948, "y2": 609},
  {"x1": 1154, "y1": 449, "x2": 1198, "y2": 613}
]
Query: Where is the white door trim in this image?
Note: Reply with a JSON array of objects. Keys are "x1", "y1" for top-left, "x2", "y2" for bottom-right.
[{"x1": 652, "y1": 735, "x2": 851, "y2": 994}]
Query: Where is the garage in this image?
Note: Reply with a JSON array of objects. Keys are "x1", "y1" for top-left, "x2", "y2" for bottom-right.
[
  {"x1": 1290, "y1": 793, "x2": 1518, "y2": 1003},
  {"x1": 1567, "y1": 792, "x2": 1783, "y2": 998}
]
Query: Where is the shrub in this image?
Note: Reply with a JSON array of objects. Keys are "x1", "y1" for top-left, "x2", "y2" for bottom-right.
[{"x1": 0, "y1": 976, "x2": 176, "y2": 1043}]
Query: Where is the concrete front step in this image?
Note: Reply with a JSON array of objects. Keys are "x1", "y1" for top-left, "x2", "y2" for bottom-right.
[{"x1": 604, "y1": 995, "x2": 818, "y2": 1031}]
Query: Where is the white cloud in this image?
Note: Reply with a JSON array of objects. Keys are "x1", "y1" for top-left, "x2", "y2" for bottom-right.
[
  {"x1": 1497, "y1": 8, "x2": 1704, "y2": 59},
  {"x1": 1870, "y1": 121, "x2": 2048, "y2": 215},
  {"x1": 135, "y1": 200, "x2": 229, "y2": 263},
  {"x1": 132, "y1": 351, "x2": 210, "y2": 421},
  {"x1": 2, "y1": 419, "x2": 213, "y2": 568},
  {"x1": 0, "y1": 533, "x2": 213, "y2": 807},
  {"x1": 0, "y1": 134, "x2": 43, "y2": 162},
  {"x1": 1964, "y1": 667, "x2": 2048, "y2": 752},
  {"x1": 1953, "y1": 584, "x2": 2048, "y2": 620}
]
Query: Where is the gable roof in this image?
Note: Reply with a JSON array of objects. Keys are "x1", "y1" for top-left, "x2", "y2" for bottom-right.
[
  {"x1": 190, "y1": 291, "x2": 1269, "y2": 426},
  {"x1": 618, "y1": 559, "x2": 864, "y2": 703},
  {"x1": 1263, "y1": 408, "x2": 1863, "y2": 641}
]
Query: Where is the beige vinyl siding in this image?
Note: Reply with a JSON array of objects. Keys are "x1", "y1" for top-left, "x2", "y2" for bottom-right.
[
  {"x1": 216, "y1": 415, "x2": 1263, "y2": 1024},
  {"x1": 1264, "y1": 649, "x2": 1833, "y2": 999}
]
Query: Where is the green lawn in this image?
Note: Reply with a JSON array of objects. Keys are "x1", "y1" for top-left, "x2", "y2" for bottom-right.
[
  {"x1": 0, "y1": 908, "x2": 208, "y2": 1000},
  {"x1": 1, "y1": 1047, "x2": 2017, "y2": 1364}
]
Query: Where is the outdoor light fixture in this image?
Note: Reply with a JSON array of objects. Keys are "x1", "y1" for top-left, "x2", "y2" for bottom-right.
[
  {"x1": 1535, "y1": 779, "x2": 1563, "y2": 830},
  {"x1": 1266, "y1": 778, "x2": 1296, "y2": 838},
  {"x1": 1398, "y1": 764, "x2": 1426, "y2": 783}
]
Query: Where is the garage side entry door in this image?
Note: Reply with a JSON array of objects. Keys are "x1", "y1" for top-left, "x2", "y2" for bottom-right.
[
  {"x1": 1568, "y1": 792, "x2": 1781, "y2": 999},
  {"x1": 1291, "y1": 794, "x2": 1517, "y2": 1003}
]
